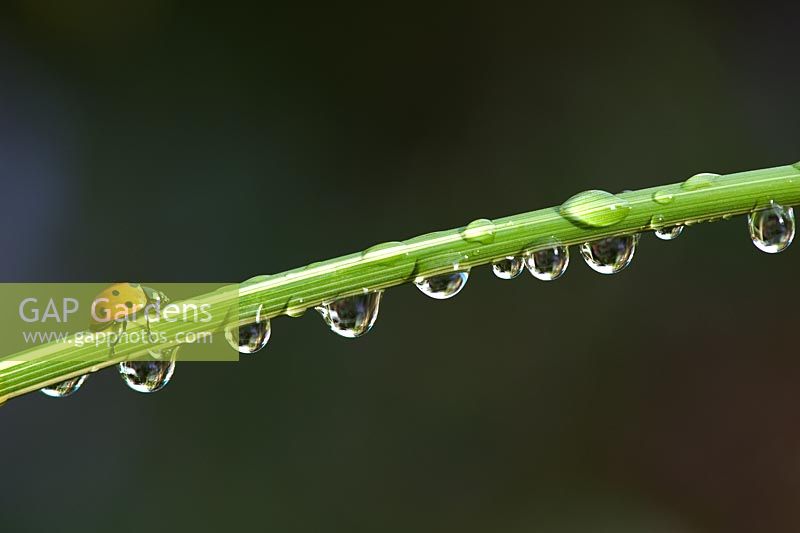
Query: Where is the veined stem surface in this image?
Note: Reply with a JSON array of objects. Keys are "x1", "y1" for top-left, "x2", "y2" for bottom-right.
[{"x1": 2, "y1": 161, "x2": 799, "y2": 404}]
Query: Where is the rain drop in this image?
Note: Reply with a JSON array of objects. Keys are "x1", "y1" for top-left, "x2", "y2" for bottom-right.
[
  {"x1": 41, "y1": 375, "x2": 88, "y2": 398},
  {"x1": 560, "y1": 190, "x2": 631, "y2": 228},
  {"x1": 491, "y1": 256, "x2": 524, "y2": 279},
  {"x1": 580, "y1": 235, "x2": 639, "y2": 274},
  {"x1": 524, "y1": 246, "x2": 569, "y2": 281},
  {"x1": 748, "y1": 203, "x2": 795, "y2": 253},
  {"x1": 681, "y1": 172, "x2": 719, "y2": 191},
  {"x1": 654, "y1": 225, "x2": 684, "y2": 241},
  {"x1": 461, "y1": 219, "x2": 496, "y2": 244},
  {"x1": 285, "y1": 295, "x2": 307, "y2": 317},
  {"x1": 224, "y1": 304, "x2": 271, "y2": 354},
  {"x1": 316, "y1": 291, "x2": 383, "y2": 338},
  {"x1": 652, "y1": 190, "x2": 674, "y2": 205},
  {"x1": 119, "y1": 348, "x2": 177, "y2": 393},
  {"x1": 415, "y1": 271, "x2": 469, "y2": 300}
]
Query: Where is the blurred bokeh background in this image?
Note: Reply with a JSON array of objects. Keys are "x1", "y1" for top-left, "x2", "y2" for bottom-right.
[{"x1": 2, "y1": 2, "x2": 800, "y2": 531}]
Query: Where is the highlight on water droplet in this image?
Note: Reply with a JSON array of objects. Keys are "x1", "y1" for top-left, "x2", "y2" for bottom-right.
[
  {"x1": 654, "y1": 225, "x2": 684, "y2": 241},
  {"x1": 524, "y1": 246, "x2": 569, "y2": 281},
  {"x1": 461, "y1": 219, "x2": 496, "y2": 244},
  {"x1": 681, "y1": 172, "x2": 719, "y2": 191},
  {"x1": 560, "y1": 190, "x2": 631, "y2": 228},
  {"x1": 491, "y1": 256, "x2": 524, "y2": 279},
  {"x1": 748, "y1": 203, "x2": 795, "y2": 253},
  {"x1": 580, "y1": 234, "x2": 639, "y2": 274},
  {"x1": 224, "y1": 304, "x2": 271, "y2": 354},
  {"x1": 652, "y1": 190, "x2": 674, "y2": 205},
  {"x1": 315, "y1": 291, "x2": 383, "y2": 338},
  {"x1": 40, "y1": 375, "x2": 88, "y2": 398},
  {"x1": 119, "y1": 349, "x2": 177, "y2": 393},
  {"x1": 415, "y1": 271, "x2": 469, "y2": 300}
]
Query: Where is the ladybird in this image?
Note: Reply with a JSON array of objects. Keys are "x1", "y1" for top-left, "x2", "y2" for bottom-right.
[{"x1": 90, "y1": 282, "x2": 150, "y2": 332}]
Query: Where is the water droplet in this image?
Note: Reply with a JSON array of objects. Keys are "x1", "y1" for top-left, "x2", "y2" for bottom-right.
[
  {"x1": 362, "y1": 241, "x2": 417, "y2": 281},
  {"x1": 461, "y1": 219, "x2": 496, "y2": 244},
  {"x1": 560, "y1": 190, "x2": 631, "y2": 228},
  {"x1": 681, "y1": 172, "x2": 719, "y2": 191},
  {"x1": 722, "y1": 213, "x2": 733, "y2": 220},
  {"x1": 524, "y1": 246, "x2": 570, "y2": 281},
  {"x1": 141, "y1": 287, "x2": 178, "y2": 360},
  {"x1": 748, "y1": 203, "x2": 795, "y2": 253},
  {"x1": 119, "y1": 348, "x2": 177, "y2": 393},
  {"x1": 316, "y1": 291, "x2": 382, "y2": 338},
  {"x1": 654, "y1": 225, "x2": 684, "y2": 241},
  {"x1": 224, "y1": 305, "x2": 271, "y2": 354},
  {"x1": 652, "y1": 190, "x2": 674, "y2": 204},
  {"x1": 41, "y1": 375, "x2": 88, "y2": 398},
  {"x1": 285, "y1": 295, "x2": 307, "y2": 317},
  {"x1": 415, "y1": 271, "x2": 469, "y2": 299},
  {"x1": 491, "y1": 256, "x2": 524, "y2": 279},
  {"x1": 649, "y1": 213, "x2": 665, "y2": 229},
  {"x1": 580, "y1": 235, "x2": 639, "y2": 274},
  {"x1": 363, "y1": 241, "x2": 406, "y2": 258}
]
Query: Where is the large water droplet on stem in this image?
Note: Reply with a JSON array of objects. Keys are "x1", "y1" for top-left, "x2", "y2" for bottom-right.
[
  {"x1": 560, "y1": 190, "x2": 631, "y2": 228},
  {"x1": 316, "y1": 291, "x2": 382, "y2": 338},
  {"x1": 524, "y1": 246, "x2": 569, "y2": 281},
  {"x1": 415, "y1": 271, "x2": 469, "y2": 299},
  {"x1": 116, "y1": 286, "x2": 178, "y2": 393},
  {"x1": 224, "y1": 304, "x2": 271, "y2": 354},
  {"x1": 491, "y1": 257, "x2": 524, "y2": 279},
  {"x1": 119, "y1": 348, "x2": 177, "y2": 393},
  {"x1": 41, "y1": 375, "x2": 88, "y2": 398},
  {"x1": 681, "y1": 172, "x2": 719, "y2": 191},
  {"x1": 652, "y1": 190, "x2": 674, "y2": 204},
  {"x1": 580, "y1": 235, "x2": 639, "y2": 274},
  {"x1": 654, "y1": 225, "x2": 684, "y2": 241},
  {"x1": 461, "y1": 219, "x2": 496, "y2": 244},
  {"x1": 748, "y1": 203, "x2": 795, "y2": 253}
]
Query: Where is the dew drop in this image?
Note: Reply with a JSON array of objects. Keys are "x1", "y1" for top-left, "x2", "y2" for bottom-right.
[
  {"x1": 560, "y1": 190, "x2": 631, "y2": 228},
  {"x1": 748, "y1": 203, "x2": 795, "y2": 253},
  {"x1": 363, "y1": 241, "x2": 406, "y2": 258},
  {"x1": 41, "y1": 375, "x2": 88, "y2": 398},
  {"x1": 652, "y1": 190, "x2": 674, "y2": 204},
  {"x1": 224, "y1": 304, "x2": 271, "y2": 354},
  {"x1": 285, "y1": 296, "x2": 307, "y2": 317},
  {"x1": 316, "y1": 291, "x2": 382, "y2": 338},
  {"x1": 415, "y1": 271, "x2": 469, "y2": 299},
  {"x1": 119, "y1": 348, "x2": 177, "y2": 393},
  {"x1": 681, "y1": 172, "x2": 719, "y2": 191},
  {"x1": 491, "y1": 256, "x2": 524, "y2": 279},
  {"x1": 654, "y1": 225, "x2": 684, "y2": 241},
  {"x1": 362, "y1": 241, "x2": 416, "y2": 280},
  {"x1": 580, "y1": 235, "x2": 639, "y2": 274},
  {"x1": 461, "y1": 219, "x2": 496, "y2": 244},
  {"x1": 524, "y1": 246, "x2": 569, "y2": 281},
  {"x1": 141, "y1": 286, "x2": 178, "y2": 360}
]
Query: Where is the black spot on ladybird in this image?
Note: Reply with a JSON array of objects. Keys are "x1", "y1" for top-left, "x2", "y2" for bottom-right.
[{"x1": 112, "y1": 290, "x2": 120, "y2": 296}]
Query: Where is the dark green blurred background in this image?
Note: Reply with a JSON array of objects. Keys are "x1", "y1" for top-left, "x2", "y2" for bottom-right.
[{"x1": 2, "y1": 2, "x2": 800, "y2": 532}]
